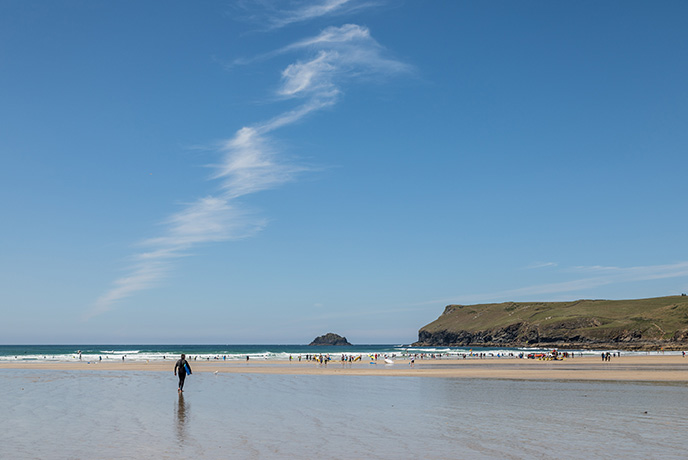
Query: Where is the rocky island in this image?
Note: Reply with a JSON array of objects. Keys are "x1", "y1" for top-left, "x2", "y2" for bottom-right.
[
  {"x1": 309, "y1": 333, "x2": 352, "y2": 346},
  {"x1": 414, "y1": 295, "x2": 688, "y2": 350}
]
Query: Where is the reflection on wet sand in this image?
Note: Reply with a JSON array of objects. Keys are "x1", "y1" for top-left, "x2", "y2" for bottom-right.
[{"x1": 175, "y1": 393, "x2": 188, "y2": 446}]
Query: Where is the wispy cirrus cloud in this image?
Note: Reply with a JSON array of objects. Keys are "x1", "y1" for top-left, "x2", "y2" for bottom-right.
[
  {"x1": 279, "y1": 25, "x2": 411, "y2": 89},
  {"x1": 523, "y1": 261, "x2": 558, "y2": 270},
  {"x1": 410, "y1": 261, "x2": 688, "y2": 309},
  {"x1": 233, "y1": 24, "x2": 411, "y2": 93},
  {"x1": 88, "y1": 22, "x2": 408, "y2": 319},
  {"x1": 246, "y1": 0, "x2": 379, "y2": 30},
  {"x1": 568, "y1": 262, "x2": 688, "y2": 281},
  {"x1": 491, "y1": 262, "x2": 688, "y2": 300},
  {"x1": 229, "y1": 24, "x2": 413, "y2": 74}
]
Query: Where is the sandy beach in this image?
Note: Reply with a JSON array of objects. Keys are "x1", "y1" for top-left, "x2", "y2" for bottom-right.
[
  {"x1": 6, "y1": 355, "x2": 688, "y2": 459},
  {"x1": 3, "y1": 354, "x2": 687, "y2": 382}
]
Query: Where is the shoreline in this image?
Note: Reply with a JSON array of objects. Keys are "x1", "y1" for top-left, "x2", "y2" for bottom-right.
[{"x1": 3, "y1": 355, "x2": 687, "y2": 382}]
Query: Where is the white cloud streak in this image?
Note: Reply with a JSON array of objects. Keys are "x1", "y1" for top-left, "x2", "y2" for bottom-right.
[
  {"x1": 523, "y1": 261, "x2": 558, "y2": 270},
  {"x1": 488, "y1": 262, "x2": 688, "y2": 301},
  {"x1": 274, "y1": 0, "x2": 351, "y2": 27},
  {"x1": 262, "y1": 0, "x2": 378, "y2": 29},
  {"x1": 87, "y1": 23, "x2": 407, "y2": 319},
  {"x1": 411, "y1": 261, "x2": 688, "y2": 309},
  {"x1": 232, "y1": 24, "x2": 411, "y2": 81}
]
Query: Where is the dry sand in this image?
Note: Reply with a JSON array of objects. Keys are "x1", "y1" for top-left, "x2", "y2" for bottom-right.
[{"x1": 2, "y1": 355, "x2": 687, "y2": 382}]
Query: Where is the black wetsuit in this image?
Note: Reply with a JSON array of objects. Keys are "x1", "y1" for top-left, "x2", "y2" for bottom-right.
[{"x1": 174, "y1": 359, "x2": 192, "y2": 390}]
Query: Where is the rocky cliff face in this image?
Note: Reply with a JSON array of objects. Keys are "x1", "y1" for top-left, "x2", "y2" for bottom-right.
[
  {"x1": 414, "y1": 324, "x2": 679, "y2": 350},
  {"x1": 309, "y1": 333, "x2": 352, "y2": 346},
  {"x1": 416, "y1": 322, "x2": 539, "y2": 346}
]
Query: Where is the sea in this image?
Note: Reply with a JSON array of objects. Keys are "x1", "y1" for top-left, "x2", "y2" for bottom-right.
[{"x1": 0, "y1": 343, "x2": 679, "y2": 363}]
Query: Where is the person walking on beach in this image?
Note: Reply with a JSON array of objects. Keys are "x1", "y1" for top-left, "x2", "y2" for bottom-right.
[{"x1": 174, "y1": 354, "x2": 192, "y2": 393}]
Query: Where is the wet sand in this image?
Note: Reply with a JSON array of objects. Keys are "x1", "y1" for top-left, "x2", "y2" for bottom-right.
[
  {"x1": 5, "y1": 357, "x2": 688, "y2": 458},
  {"x1": 3, "y1": 355, "x2": 687, "y2": 382}
]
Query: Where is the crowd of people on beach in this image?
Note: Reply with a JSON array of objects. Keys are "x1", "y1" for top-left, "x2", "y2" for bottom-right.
[
  {"x1": 526, "y1": 350, "x2": 582, "y2": 360},
  {"x1": 601, "y1": 352, "x2": 620, "y2": 361},
  {"x1": 59, "y1": 348, "x2": 686, "y2": 365},
  {"x1": 295, "y1": 353, "x2": 392, "y2": 365}
]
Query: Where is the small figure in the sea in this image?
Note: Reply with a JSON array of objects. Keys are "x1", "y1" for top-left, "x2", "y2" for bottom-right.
[{"x1": 174, "y1": 353, "x2": 192, "y2": 394}]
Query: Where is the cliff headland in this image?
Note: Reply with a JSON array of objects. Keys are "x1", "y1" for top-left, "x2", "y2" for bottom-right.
[{"x1": 415, "y1": 295, "x2": 688, "y2": 350}]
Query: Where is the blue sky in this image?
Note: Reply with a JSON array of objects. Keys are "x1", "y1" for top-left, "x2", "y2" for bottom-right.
[{"x1": 1, "y1": 1, "x2": 687, "y2": 344}]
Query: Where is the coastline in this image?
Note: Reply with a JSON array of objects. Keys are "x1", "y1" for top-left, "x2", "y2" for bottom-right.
[{"x1": 3, "y1": 355, "x2": 687, "y2": 382}]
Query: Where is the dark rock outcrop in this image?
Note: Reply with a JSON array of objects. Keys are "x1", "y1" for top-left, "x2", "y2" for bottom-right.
[{"x1": 309, "y1": 333, "x2": 352, "y2": 346}]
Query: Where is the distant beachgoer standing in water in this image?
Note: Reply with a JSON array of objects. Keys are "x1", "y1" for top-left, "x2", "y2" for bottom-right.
[{"x1": 174, "y1": 354, "x2": 192, "y2": 393}]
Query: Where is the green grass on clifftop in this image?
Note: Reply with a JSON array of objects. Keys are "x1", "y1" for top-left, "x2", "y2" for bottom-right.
[{"x1": 417, "y1": 296, "x2": 688, "y2": 348}]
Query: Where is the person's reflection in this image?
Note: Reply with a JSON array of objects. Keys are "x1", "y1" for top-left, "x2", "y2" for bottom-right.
[{"x1": 175, "y1": 392, "x2": 189, "y2": 445}]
